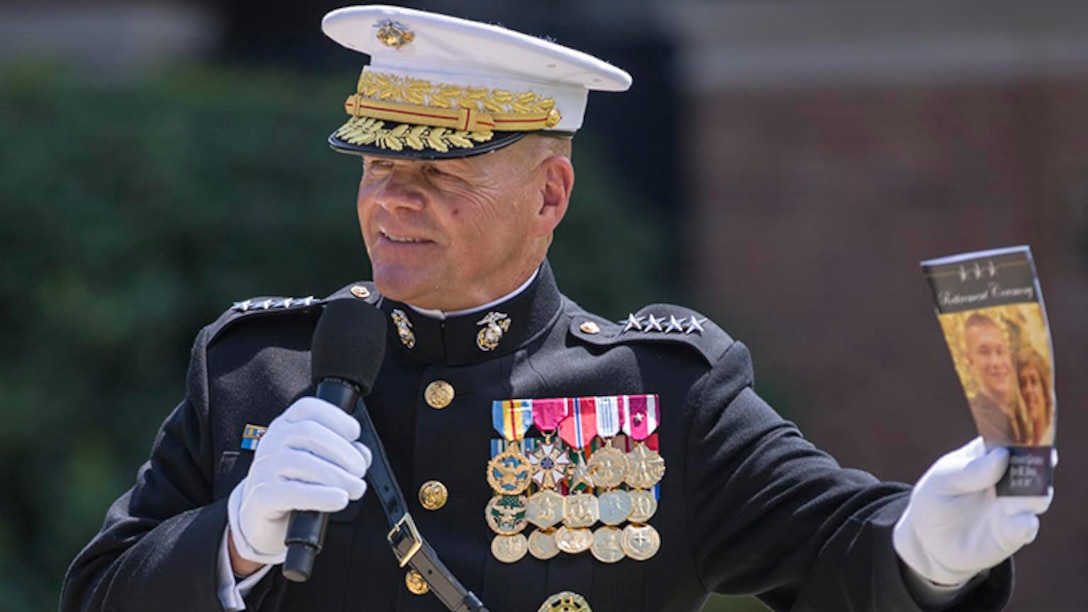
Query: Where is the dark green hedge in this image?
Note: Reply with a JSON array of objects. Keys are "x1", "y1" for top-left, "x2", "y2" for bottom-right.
[{"x1": 0, "y1": 64, "x2": 681, "y2": 610}]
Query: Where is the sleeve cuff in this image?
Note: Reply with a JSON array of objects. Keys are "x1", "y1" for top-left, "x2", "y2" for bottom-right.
[{"x1": 217, "y1": 526, "x2": 273, "y2": 611}]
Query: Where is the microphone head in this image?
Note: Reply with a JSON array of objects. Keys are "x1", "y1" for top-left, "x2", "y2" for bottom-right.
[{"x1": 311, "y1": 298, "x2": 387, "y2": 394}]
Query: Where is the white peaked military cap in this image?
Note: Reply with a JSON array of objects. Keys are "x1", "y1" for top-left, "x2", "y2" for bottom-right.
[{"x1": 322, "y1": 5, "x2": 633, "y2": 159}]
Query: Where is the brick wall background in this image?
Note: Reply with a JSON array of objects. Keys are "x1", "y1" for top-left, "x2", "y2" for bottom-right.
[{"x1": 686, "y1": 79, "x2": 1088, "y2": 610}]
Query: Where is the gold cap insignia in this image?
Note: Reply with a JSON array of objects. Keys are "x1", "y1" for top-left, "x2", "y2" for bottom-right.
[{"x1": 375, "y1": 19, "x2": 414, "y2": 48}]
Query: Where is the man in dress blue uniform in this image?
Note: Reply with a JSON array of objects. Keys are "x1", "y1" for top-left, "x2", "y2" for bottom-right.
[{"x1": 62, "y1": 6, "x2": 1053, "y2": 611}]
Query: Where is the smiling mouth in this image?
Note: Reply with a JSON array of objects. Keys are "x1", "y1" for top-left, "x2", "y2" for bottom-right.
[{"x1": 380, "y1": 230, "x2": 429, "y2": 244}]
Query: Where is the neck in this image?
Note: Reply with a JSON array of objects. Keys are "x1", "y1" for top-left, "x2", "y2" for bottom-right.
[{"x1": 408, "y1": 268, "x2": 540, "y2": 320}]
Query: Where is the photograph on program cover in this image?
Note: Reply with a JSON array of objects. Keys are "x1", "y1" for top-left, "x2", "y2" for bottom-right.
[{"x1": 922, "y1": 246, "x2": 1055, "y2": 496}]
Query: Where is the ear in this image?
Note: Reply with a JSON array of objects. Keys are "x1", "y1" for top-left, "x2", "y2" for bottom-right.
[{"x1": 531, "y1": 155, "x2": 574, "y2": 236}]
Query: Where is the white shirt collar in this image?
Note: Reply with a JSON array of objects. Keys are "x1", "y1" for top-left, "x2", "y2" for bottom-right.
[{"x1": 408, "y1": 268, "x2": 540, "y2": 321}]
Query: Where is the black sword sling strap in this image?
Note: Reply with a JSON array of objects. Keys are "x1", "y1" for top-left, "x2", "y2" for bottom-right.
[{"x1": 353, "y1": 399, "x2": 488, "y2": 612}]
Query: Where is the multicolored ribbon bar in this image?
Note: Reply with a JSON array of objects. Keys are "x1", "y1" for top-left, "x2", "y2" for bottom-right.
[
  {"x1": 622, "y1": 394, "x2": 660, "y2": 441},
  {"x1": 492, "y1": 399, "x2": 534, "y2": 441},
  {"x1": 531, "y1": 397, "x2": 570, "y2": 434},
  {"x1": 594, "y1": 396, "x2": 625, "y2": 438},
  {"x1": 241, "y1": 424, "x2": 267, "y2": 451},
  {"x1": 558, "y1": 397, "x2": 598, "y2": 449}
]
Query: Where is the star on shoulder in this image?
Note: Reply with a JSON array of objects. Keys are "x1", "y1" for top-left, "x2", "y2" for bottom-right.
[{"x1": 569, "y1": 304, "x2": 731, "y2": 365}]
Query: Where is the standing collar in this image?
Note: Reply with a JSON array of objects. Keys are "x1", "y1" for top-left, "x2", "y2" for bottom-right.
[{"x1": 377, "y1": 261, "x2": 562, "y2": 365}]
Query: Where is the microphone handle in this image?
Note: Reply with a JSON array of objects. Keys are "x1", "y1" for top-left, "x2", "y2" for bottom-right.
[{"x1": 282, "y1": 380, "x2": 359, "y2": 583}]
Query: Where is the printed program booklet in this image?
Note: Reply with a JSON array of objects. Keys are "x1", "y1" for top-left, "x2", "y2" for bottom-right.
[{"x1": 921, "y1": 246, "x2": 1055, "y2": 496}]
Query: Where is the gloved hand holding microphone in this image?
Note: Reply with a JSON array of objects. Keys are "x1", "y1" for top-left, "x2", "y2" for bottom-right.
[
  {"x1": 229, "y1": 297, "x2": 388, "y2": 575},
  {"x1": 228, "y1": 397, "x2": 373, "y2": 567}
]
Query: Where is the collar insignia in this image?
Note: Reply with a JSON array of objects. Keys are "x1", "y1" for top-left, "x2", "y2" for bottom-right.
[
  {"x1": 476, "y1": 311, "x2": 511, "y2": 351},
  {"x1": 391, "y1": 309, "x2": 416, "y2": 348}
]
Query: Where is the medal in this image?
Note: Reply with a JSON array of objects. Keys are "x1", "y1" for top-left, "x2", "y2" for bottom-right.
[
  {"x1": 597, "y1": 490, "x2": 633, "y2": 526},
  {"x1": 487, "y1": 446, "x2": 533, "y2": 495},
  {"x1": 491, "y1": 533, "x2": 528, "y2": 563},
  {"x1": 567, "y1": 453, "x2": 595, "y2": 492},
  {"x1": 586, "y1": 446, "x2": 627, "y2": 489},
  {"x1": 627, "y1": 489, "x2": 658, "y2": 523},
  {"x1": 624, "y1": 442, "x2": 665, "y2": 490},
  {"x1": 563, "y1": 492, "x2": 599, "y2": 528},
  {"x1": 620, "y1": 523, "x2": 660, "y2": 561},
  {"x1": 528, "y1": 528, "x2": 561, "y2": 560},
  {"x1": 527, "y1": 441, "x2": 571, "y2": 489},
  {"x1": 485, "y1": 495, "x2": 528, "y2": 535},
  {"x1": 587, "y1": 396, "x2": 628, "y2": 489},
  {"x1": 555, "y1": 526, "x2": 593, "y2": 554},
  {"x1": 538, "y1": 592, "x2": 591, "y2": 612},
  {"x1": 488, "y1": 401, "x2": 535, "y2": 495},
  {"x1": 526, "y1": 489, "x2": 564, "y2": 529},
  {"x1": 590, "y1": 526, "x2": 625, "y2": 564}
]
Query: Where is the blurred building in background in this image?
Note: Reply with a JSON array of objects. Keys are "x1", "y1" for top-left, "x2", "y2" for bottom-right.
[
  {"x1": 667, "y1": 4, "x2": 1088, "y2": 610},
  {"x1": 2, "y1": 1, "x2": 1086, "y2": 610}
]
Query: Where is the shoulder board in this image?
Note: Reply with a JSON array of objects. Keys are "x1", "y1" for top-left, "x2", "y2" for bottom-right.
[
  {"x1": 568, "y1": 303, "x2": 734, "y2": 365},
  {"x1": 204, "y1": 281, "x2": 381, "y2": 346}
]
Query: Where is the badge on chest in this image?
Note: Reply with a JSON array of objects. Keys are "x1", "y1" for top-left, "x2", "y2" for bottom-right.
[{"x1": 486, "y1": 395, "x2": 664, "y2": 564}]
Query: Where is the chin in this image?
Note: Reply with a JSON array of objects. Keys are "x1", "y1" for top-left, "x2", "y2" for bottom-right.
[{"x1": 372, "y1": 266, "x2": 430, "y2": 303}]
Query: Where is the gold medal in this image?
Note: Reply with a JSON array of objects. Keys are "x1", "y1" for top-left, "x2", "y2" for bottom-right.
[
  {"x1": 597, "y1": 490, "x2": 633, "y2": 526},
  {"x1": 627, "y1": 489, "x2": 658, "y2": 523},
  {"x1": 526, "y1": 489, "x2": 565, "y2": 529},
  {"x1": 538, "y1": 592, "x2": 591, "y2": 612},
  {"x1": 485, "y1": 495, "x2": 528, "y2": 535},
  {"x1": 487, "y1": 445, "x2": 533, "y2": 495},
  {"x1": 620, "y1": 523, "x2": 661, "y2": 561},
  {"x1": 563, "y1": 493, "x2": 600, "y2": 528},
  {"x1": 568, "y1": 454, "x2": 595, "y2": 492},
  {"x1": 624, "y1": 442, "x2": 666, "y2": 490},
  {"x1": 528, "y1": 528, "x2": 561, "y2": 560},
  {"x1": 491, "y1": 533, "x2": 528, "y2": 563},
  {"x1": 586, "y1": 445, "x2": 627, "y2": 489},
  {"x1": 591, "y1": 526, "x2": 625, "y2": 564},
  {"x1": 555, "y1": 526, "x2": 593, "y2": 554}
]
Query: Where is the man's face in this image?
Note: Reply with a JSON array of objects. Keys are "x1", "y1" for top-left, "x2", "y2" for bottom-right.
[
  {"x1": 964, "y1": 322, "x2": 1014, "y2": 400},
  {"x1": 356, "y1": 140, "x2": 563, "y2": 311}
]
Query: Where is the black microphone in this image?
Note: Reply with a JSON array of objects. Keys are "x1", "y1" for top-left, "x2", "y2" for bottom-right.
[{"x1": 282, "y1": 298, "x2": 387, "y2": 583}]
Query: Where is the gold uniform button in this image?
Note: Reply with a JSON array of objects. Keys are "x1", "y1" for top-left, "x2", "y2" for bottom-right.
[
  {"x1": 405, "y1": 569, "x2": 429, "y2": 595},
  {"x1": 424, "y1": 380, "x2": 455, "y2": 409},
  {"x1": 350, "y1": 285, "x2": 371, "y2": 299},
  {"x1": 579, "y1": 321, "x2": 600, "y2": 335},
  {"x1": 419, "y1": 480, "x2": 449, "y2": 511}
]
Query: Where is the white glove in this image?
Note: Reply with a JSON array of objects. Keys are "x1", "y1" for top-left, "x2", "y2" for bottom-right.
[
  {"x1": 228, "y1": 397, "x2": 372, "y2": 565},
  {"x1": 893, "y1": 437, "x2": 1053, "y2": 586}
]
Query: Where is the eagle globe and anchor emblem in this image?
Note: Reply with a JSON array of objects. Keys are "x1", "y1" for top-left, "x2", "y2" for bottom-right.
[{"x1": 476, "y1": 311, "x2": 511, "y2": 351}]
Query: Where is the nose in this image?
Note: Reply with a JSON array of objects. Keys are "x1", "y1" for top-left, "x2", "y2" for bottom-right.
[{"x1": 374, "y1": 168, "x2": 425, "y2": 212}]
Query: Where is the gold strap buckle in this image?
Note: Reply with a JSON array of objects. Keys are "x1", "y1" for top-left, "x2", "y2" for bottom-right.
[{"x1": 388, "y1": 513, "x2": 423, "y2": 568}]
